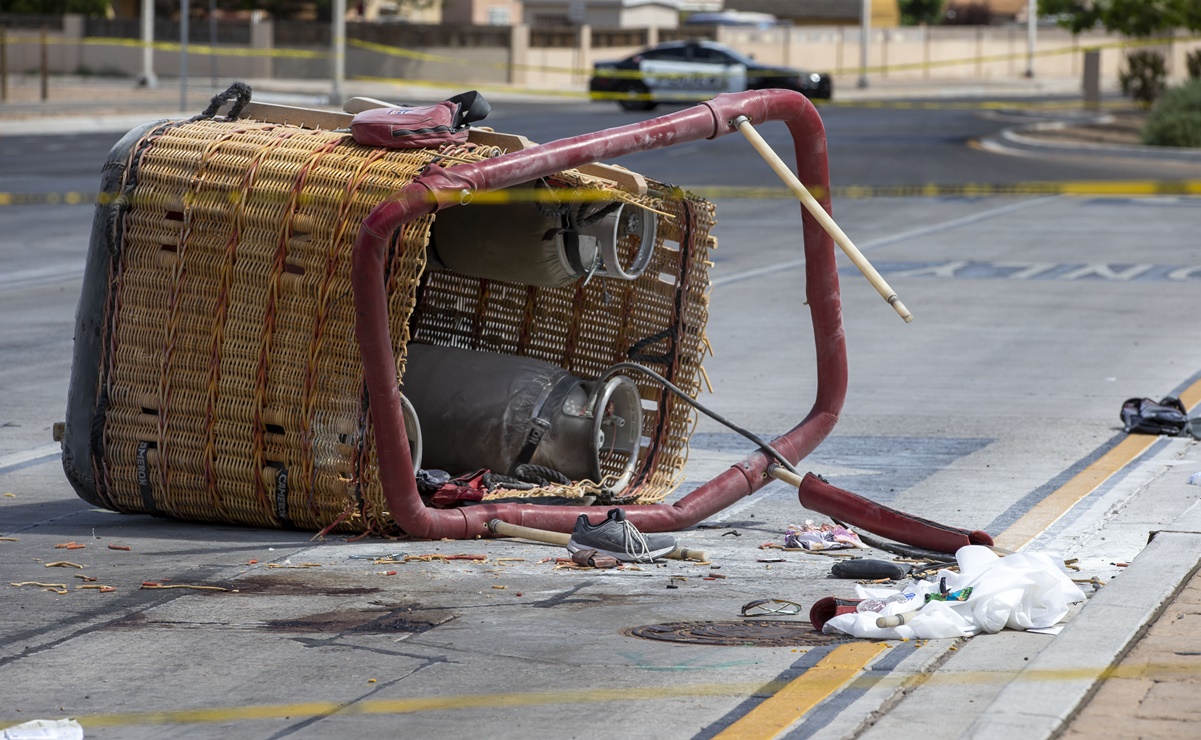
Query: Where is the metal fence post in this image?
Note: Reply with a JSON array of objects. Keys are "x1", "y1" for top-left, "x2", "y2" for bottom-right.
[
  {"x1": 1, "y1": 27, "x2": 7, "y2": 103},
  {"x1": 40, "y1": 25, "x2": 48, "y2": 101},
  {"x1": 1083, "y1": 48, "x2": 1101, "y2": 110}
]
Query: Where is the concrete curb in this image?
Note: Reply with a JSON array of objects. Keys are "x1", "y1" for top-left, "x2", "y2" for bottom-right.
[
  {"x1": 977, "y1": 120, "x2": 1201, "y2": 165},
  {"x1": 965, "y1": 501, "x2": 1201, "y2": 740}
]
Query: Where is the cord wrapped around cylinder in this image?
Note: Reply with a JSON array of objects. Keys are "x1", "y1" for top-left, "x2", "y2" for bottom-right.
[
  {"x1": 401, "y1": 343, "x2": 643, "y2": 491},
  {"x1": 428, "y1": 184, "x2": 657, "y2": 288}
]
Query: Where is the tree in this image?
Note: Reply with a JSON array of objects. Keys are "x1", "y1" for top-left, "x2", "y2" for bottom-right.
[
  {"x1": 1041, "y1": 0, "x2": 1193, "y2": 37},
  {"x1": 1040, "y1": 0, "x2": 1201, "y2": 103},
  {"x1": 0, "y1": 0, "x2": 110, "y2": 14},
  {"x1": 899, "y1": 0, "x2": 945, "y2": 26}
]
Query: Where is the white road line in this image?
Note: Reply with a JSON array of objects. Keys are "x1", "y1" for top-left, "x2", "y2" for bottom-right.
[
  {"x1": 0, "y1": 443, "x2": 62, "y2": 472},
  {"x1": 0, "y1": 264, "x2": 85, "y2": 292},
  {"x1": 712, "y1": 196, "x2": 1059, "y2": 288}
]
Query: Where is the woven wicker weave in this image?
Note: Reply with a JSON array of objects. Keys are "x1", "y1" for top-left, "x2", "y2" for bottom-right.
[{"x1": 87, "y1": 116, "x2": 715, "y2": 535}]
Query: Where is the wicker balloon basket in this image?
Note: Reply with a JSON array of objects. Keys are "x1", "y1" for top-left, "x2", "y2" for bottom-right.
[{"x1": 62, "y1": 96, "x2": 716, "y2": 536}]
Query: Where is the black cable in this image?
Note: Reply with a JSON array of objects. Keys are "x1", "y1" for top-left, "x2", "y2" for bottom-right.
[
  {"x1": 850, "y1": 530, "x2": 957, "y2": 562},
  {"x1": 601, "y1": 361, "x2": 957, "y2": 562},
  {"x1": 600, "y1": 361, "x2": 801, "y2": 476}
]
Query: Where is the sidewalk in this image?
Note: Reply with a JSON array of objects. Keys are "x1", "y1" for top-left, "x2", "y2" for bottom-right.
[{"x1": 969, "y1": 439, "x2": 1201, "y2": 739}]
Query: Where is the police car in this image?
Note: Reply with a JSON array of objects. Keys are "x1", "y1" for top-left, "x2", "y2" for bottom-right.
[{"x1": 589, "y1": 40, "x2": 832, "y2": 111}]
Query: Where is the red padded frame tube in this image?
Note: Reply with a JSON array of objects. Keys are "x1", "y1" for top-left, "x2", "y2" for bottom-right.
[{"x1": 352, "y1": 89, "x2": 846, "y2": 540}]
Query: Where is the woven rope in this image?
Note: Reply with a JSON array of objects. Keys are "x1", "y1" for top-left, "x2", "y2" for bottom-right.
[{"x1": 93, "y1": 117, "x2": 714, "y2": 534}]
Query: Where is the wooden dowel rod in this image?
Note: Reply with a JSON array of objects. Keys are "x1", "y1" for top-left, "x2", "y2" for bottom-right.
[{"x1": 732, "y1": 116, "x2": 913, "y2": 323}]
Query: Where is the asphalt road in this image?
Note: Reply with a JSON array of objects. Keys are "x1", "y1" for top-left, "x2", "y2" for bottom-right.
[
  {"x1": 1, "y1": 98, "x2": 1193, "y2": 198},
  {"x1": 2, "y1": 99, "x2": 1201, "y2": 739}
]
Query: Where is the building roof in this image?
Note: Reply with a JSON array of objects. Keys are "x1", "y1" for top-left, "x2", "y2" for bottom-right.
[
  {"x1": 522, "y1": 0, "x2": 687, "y2": 6},
  {"x1": 723, "y1": 0, "x2": 863, "y2": 22}
]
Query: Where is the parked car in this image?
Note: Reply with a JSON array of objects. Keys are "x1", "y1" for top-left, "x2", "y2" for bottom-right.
[{"x1": 589, "y1": 40, "x2": 833, "y2": 111}]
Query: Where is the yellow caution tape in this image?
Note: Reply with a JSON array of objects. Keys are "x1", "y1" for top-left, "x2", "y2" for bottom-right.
[
  {"x1": 3, "y1": 180, "x2": 1199, "y2": 209},
  {"x1": 5, "y1": 31, "x2": 1197, "y2": 89}
]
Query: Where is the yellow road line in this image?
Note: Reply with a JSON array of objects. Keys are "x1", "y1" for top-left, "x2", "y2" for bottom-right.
[
  {"x1": 6, "y1": 656, "x2": 1199, "y2": 732},
  {"x1": 993, "y1": 435, "x2": 1158, "y2": 551},
  {"x1": 40, "y1": 680, "x2": 832, "y2": 729},
  {"x1": 712, "y1": 642, "x2": 888, "y2": 740},
  {"x1": 996, "y1": 376, "x2": 1201, "y2": 551}
]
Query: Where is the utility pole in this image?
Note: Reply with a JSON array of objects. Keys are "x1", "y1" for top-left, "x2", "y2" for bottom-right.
[
  {"x1": 332, "y1": 0, "x2": 346, "y2": 106},
  {"x1": 1025, "y1": 0, "x2": 1036, "y2": 77},
  {"x1": 141, "y1": 0, "x2": 158, "y2": 88},
  {"x1": 209, "y1": 0, "x2": 218, "y2": 88},
  {"x1": 858, "y1": 0, "x2": 870, "y2": 88},
  {"x1": 180, "y1": 0, "x2": 190, "y2": 111}
]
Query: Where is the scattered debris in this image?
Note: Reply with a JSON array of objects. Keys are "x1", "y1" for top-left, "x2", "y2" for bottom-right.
[
  {"x1": 107, "y1": 544, "x2": 132, "y2": 551},
  {"x1": 721, "y1": 530, "x2": 741, "y2": 537},
  {"x1": 0, "y1": 537, "x2": 18, "y2": 542},
  {"x1": 267, "y1": 562, "x2": 323, "y2": 569},
  {"x1": 784, "y1": 521, "x2": 867, "y2": 551},
  {"x1": 1071, "y1": 576, "x2": 1106, "y2": 590},
  {"x1": 2, "y1": 493, "x2": 15, "y2": 499},
  {"x1": 74, "y1": 574, "x2": 97, "y2": 582},
  {"x1": 1189, "y1": 472, "x2": 1201, "y2": 486},
  {"x1": 816, "y1": 546, "x2": 1086, "y2": 639},
  {"x1": 54, "y1": 542, "x2": 86, "y2": 549},
  {"x1": 44, "y1": 561, "x2": 85, "y2": 569},
  {"x1": 570, "y1": 549, "x2": 620, "y2": 568},
  {"x1": 0, "y1": 717, "x2": 84, "y2": 740},
  {"x1": 348, "y1": 552, "x2": 408, "y2": 560},
  {"x1": 759, "y1": 542, "x2": 854, "y2": 557},
  {"x1": 140, "y1": 582, "x2": 231, "y2": 592},
  {"x1": 76, "y1": 584, "x2": 117, "y2": 593},
  {"x1": 741, "y1": 599, "x2": 802, "y2": 617},
  {"x1": 1121, "y1": 396, "x2": 1199, "y2": 438},
  {"x1": 405, "y1": 554, "x2": 487, "y2": 563},
  {"x1": 491, "y1": 585, "x2": 507, "y2": 590},
  {"x1": 10, "y1": 581, "x2": 69, "y2": 592},
  {"x1": 831, "y1": 559, "x2": 912, "y2": 581}
]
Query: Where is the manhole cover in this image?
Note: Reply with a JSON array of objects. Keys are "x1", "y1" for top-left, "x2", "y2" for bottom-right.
[{"x1": 623, "y1": 620, "x2": 854, "y2": 647}]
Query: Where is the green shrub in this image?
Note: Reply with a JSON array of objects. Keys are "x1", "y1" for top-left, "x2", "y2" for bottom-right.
[
  {"x1": 1120, "y1": 50, "x2": 1167, "y2": 106},
  {"x1": 1142, "y1": 79, "x2": 1201, "y2": 147},
  {"x1": 1142, "y1": 112, "x2": 1201, "y2": 147},
  {"x1": 1187, "y1": 49, "x2": 1201, "y2": 80}
]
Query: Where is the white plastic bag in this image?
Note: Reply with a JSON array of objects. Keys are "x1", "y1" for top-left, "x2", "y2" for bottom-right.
[
  {"x1": 1, "y1": 719, "x2": 84, "y2": 740},
  {"x1": 822, "y1": 545, "x2": 1086, "y2": 640}
]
